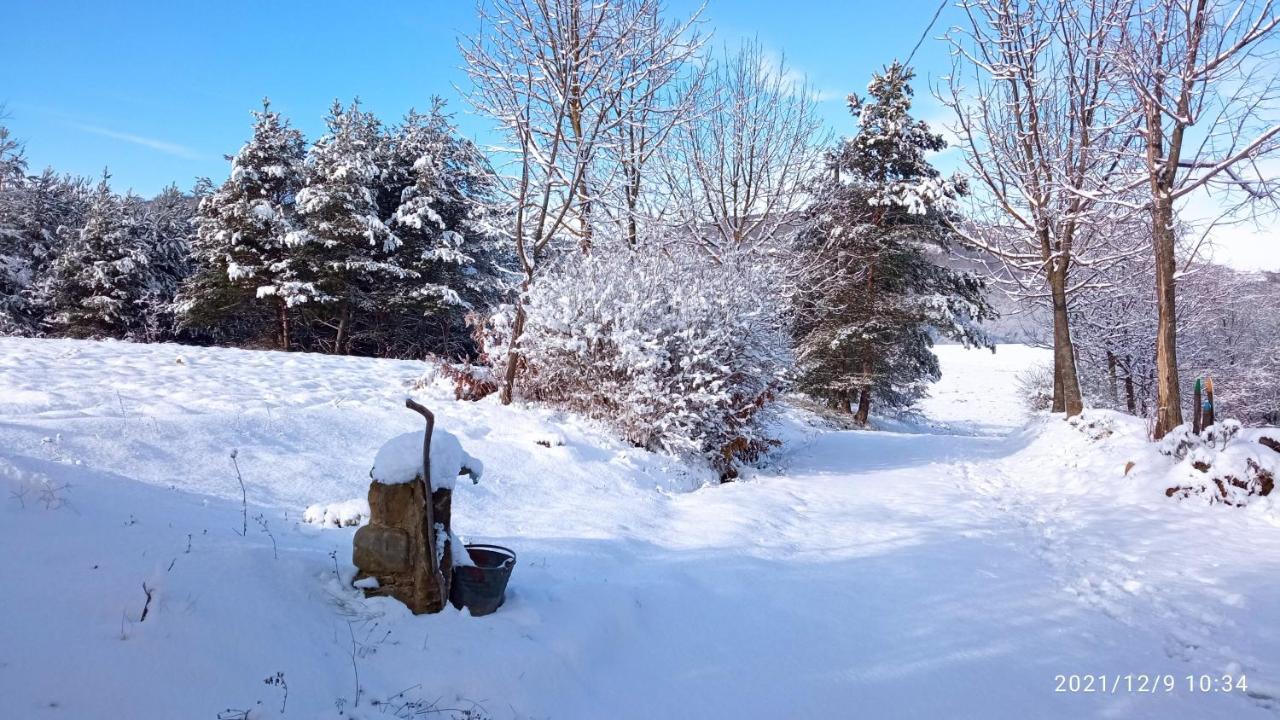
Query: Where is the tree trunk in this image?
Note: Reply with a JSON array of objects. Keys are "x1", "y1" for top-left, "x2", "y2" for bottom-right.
[
  {"x1": 499, "y1": 301, "x2": 528, "y2": 406},
  {"x1": 853, "y1": 387, "x2": 871, "y2": 426},
  {"x1": 1106, "y1": 351, "x2": 1118, "y2": 407},
  {"x1": 1124, "y1": 356, "x2": 1137, "y2": 415},
  {"x1": 275, "y1": 298, "x2": 290, "y2": 351},
  {"x1": 1048, "y1": 269, "x2": 1084, "y2": 416},
  {"x1": 853, "y1": 249, "x2": 878, "y2": 427},
  {"x1": 1052, "y1": 354, "x2": 1065, "y2": 413},
  {"x1": 566, "y1": 7, "x2": 594, "y2": 254},
  {"x1": 1151, "y1": 196, "x2": 1183, "y2": 438},
  {"x1": 334, "y1": 302, "x2": 351, "y2": 355}
]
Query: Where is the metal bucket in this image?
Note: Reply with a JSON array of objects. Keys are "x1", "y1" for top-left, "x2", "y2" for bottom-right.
[{"x1": 450, "y1": 544, "x2": 516, "y2": 616}]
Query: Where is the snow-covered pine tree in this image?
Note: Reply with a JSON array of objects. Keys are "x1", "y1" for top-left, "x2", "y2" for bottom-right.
[
  {"x1": 180, "y1": 99, "x2": 307, "y2": 348},
  {"x1": 794, "y1": 62, "x2": 993, "y2": 424},
  {"x1": 134, "y1": 184, "x2": 196, "y2": 339},
  {"x1": 291, "y1": 100, "x2": 403, "y2": 354},
  {"x1": 376, "y1": 101, "x2": 506, "y2": 357},
  {"x1": 0, "y1": 124, "x2": 29, "y2": 330},
  {"x1": 0, "y1": 169, "x2": 91, "y2": 334},
  {"x1": 44, "y1": 172, "x2": 151, "y2": 337},
  {"x1": 0, "y1": 122, "x2": 25, "y2": 192}
]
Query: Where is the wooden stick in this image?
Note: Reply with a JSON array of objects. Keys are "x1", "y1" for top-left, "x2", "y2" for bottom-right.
[
  {"x1": 1193, "y1": 378, "x2": 1203, "y2": 434},
  {"x1": 1204, "y1": 378, "x2": 1215, "y2": 428},
  {"x1": 404, "y1": 398, "x2": 444, "y2": 591}
]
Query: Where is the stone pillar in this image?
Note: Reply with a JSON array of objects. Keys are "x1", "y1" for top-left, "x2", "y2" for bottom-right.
[{"x1": 352, "y1": 480, "x2": 453, "y2": 614}]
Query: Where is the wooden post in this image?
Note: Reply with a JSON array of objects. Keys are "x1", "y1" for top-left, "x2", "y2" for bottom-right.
[
  {"x1": 1193, "y1": 378, "x2": 1203, "y2": 434},
  {"x1": 1204, "y1": 377, "x2": 1215, "y2": 428}
]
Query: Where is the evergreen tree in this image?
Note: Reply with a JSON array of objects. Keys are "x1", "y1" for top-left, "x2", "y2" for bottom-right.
[
  {"x1": 181, "y1": 99, "x2": 307, "y2": 348},
  {"x1": 44, "y1": 172, "x2": 151, "y2": 337},
  {"x1": 135, "y1": 184, "x2": 196, "y2": 339},
  {"x1": 795, "y1": 63, "x2": 993, "y2": 423},
  {"x1": 0, "y1": 122, "x2": 26, "y2": 191},
  {"x1": 377, "y1": 101, "x2": 506, "y2": 357},
  {"x1": 0, "y1": 123, "x2": 32, "y2": 331},
  {"x1": 292, "y1": 100, "x2": 404, "y2": 353},
  {"x1": 0, "y1": 170, "x2": 91, "y2": 333}
]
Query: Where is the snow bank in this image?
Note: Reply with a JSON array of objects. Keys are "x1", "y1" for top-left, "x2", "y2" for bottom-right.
[
  {"x1": 302, "y1": 497, "x2": 369, "y2": 527},
  {"x1": 1163, "y1": 423, "x2": 1278, "y2": 508},
  {"x1": 369, "y1": 427, "x2": 483, "y2": 488},
  {"x1": 6, "y1": 339, "x2": 1280, "y2": 719},
  {"x1": 983, "y1": 408, "x2": 1279, "y2": 522}
]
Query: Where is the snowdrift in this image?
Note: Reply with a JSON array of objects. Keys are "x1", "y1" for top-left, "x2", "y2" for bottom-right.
[{"x1": 2, "y1": 338, "x2": 1279, "y2": 719}]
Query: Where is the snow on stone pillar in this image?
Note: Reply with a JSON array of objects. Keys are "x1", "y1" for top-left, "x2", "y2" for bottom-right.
[{"x1": 352, "y1": 403, "x2": 482, "y2": 614}]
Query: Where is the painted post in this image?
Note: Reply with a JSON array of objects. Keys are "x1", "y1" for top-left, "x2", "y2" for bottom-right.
[
  {"x1": 1193, "y1": 378, "x2": 1203, "y2": 434},
  {"x1": 1204, "y1": 377, "x2": 1215, "y2": 429}
]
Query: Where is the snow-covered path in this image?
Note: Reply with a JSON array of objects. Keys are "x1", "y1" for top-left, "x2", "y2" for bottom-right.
[{"x1": 1, "y1": 338, "x2": 1278, "y2": 719}]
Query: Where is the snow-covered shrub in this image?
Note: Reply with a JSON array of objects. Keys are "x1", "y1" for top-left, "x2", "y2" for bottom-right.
[
  {"x1": 438, "y1": 362, "x2": 500, "y2": 401},
  {"x1": 1163, "y1": 419, "x2": 1275, "y2": 507},
  {"x1": 516, "y1": 247, "x2": 791, "y2": 477},
  {"x1": 1157, "y1": 423, "x2": 1201, "y2": 460},
  {"x1": 1202, "y1": 419, "x2": 1242, "y2": 449},
  {"x1": 1261, "y1": 434, "x2": 1280, "y2": 455},
  {"x1": 1067, "y1": 412, "x2": 1117, "y2": 441},
  {"x1": 1166, "y1": 452, "x2": 1275, "y2": 507},
  {"x1": 435, "y1": 312, "x2": 502, "y2": 401},
  {"x1": 1015, "y1": 363, "x2": 1055, "y2": 412},
  {"x1": 1156, "y1": 419, "x2": 1242, "y2": 460}
]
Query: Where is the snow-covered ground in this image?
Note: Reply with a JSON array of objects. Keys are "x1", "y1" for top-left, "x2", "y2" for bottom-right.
[{"x1": 2, "y1": 337, "x2": 1278, "y2": 719}]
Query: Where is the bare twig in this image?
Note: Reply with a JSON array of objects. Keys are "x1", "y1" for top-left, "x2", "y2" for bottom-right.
[
  {"x1": 264, "y1": 672, "x2": 288, "y2": 714},
  {"x1": 116, "y1": 390, "x2": 128, "y2": 430},
  {"x1": 347, "y1": 620, "x2": 362, "y2": 708},
  {"x1": 254, "y1": 513, "x2": 277, "y2": 560},
  {"x1": 139, "y1": 583, "x2": 154, "y2": 623},
  {"x1": 230, "y1": 450, "x2": 246, "y2": 536}
]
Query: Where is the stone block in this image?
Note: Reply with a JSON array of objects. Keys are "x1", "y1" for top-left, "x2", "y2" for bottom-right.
[{"x1": 352, "y1": 525, "x2": 410, "y2": 574}]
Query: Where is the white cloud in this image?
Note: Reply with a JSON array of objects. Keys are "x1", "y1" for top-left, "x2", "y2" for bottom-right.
[
  {"x1": 65, "y1": 121, "x2": 203, "y2": 160},
  {"x1": 757, "y1": 48, "x2": 843, "y2": 102},
  {"x1": 1206, "y1": 225, "x2": 1278, "y2": 272},
  {"x1": 1177, "y1": 157, "x2": 1280, "y2": 272}
]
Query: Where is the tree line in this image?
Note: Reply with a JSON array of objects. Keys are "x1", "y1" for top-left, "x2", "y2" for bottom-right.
[
  {"x1": 2, "y1": 0, "x2": 1278, "y2": 475},
  {"x1": 943, "y1": 0, "x2": 1280, "y2": 437},
  {"x1": 0, "y1": 98, "x2": 505, "y2": 358}
]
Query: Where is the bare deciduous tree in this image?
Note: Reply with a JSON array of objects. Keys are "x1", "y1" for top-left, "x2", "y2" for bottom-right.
[
  {"x1": 661, "y1": 39, "x2": 827, "y2": 261},
  {"x1": 943, "y1": 0, "x2": 1143, "y2": 418},
  {"x1": 461, "y1": 0, "x2": 702, "y2": 404},
  {"x1": 1072, "y1": 240, "x2": 1280, "y2": 426},
  {"x1": 598, "y1": 3, "x2": 707, "y2": 247},
  {"x1": 1106, "y1": 0, "x2": 1280, "y2": 438}
]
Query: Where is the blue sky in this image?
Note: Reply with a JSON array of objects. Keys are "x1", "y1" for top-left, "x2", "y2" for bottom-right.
[
  {"x1": 4, "y1": 0, "x2": 1274, "y2": 270},
  {"x1": 2, "y1": 0, "x2": 960, "y2": 196}
]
